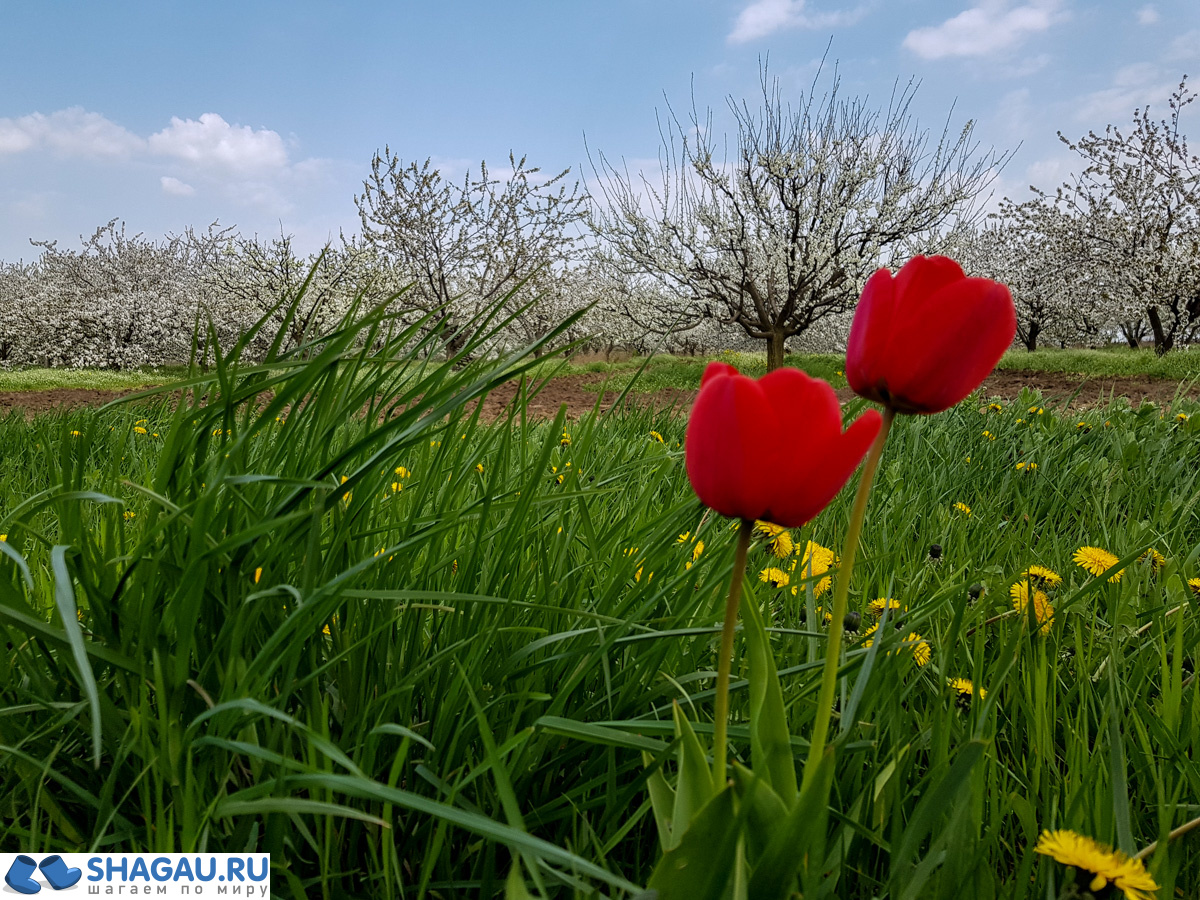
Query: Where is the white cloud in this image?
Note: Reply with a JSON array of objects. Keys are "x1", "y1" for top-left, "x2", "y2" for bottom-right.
[
  {"x1": 728, "y1": 0, "x2": 868, "y2": 44},
  {"x1": 1136, "y1": 5, "x2": 1159, "y2": 25},
  {"x1": 902, "y1": 0, "x2": 1066, "y2": 60},
  {"x1": 160, "y1": 176, "x2": 195, "y2": 197},
  {"x1": 0, "y1": 108, "x2": 144, "y2": 157},
  {"x1": 1073, "y1": 62, "x2": 1173, "y2": 123},
  {"x1": 1167, "y1": 29, "x2": 1200, "y2": 61},
  {"x1": 148, "y1": 113, "x2": 288, "y2": 174}
]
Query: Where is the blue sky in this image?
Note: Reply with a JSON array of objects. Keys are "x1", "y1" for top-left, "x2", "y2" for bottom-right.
[{"x1": 1, "y1": 0, "x2": 1197, "y2": 263}]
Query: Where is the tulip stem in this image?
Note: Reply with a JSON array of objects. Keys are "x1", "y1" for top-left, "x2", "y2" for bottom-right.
[
  {"x1": 713, "y1": 518, "x2": 754, "y2": 785},
  {"x1": 801, "y1": 406, "x2": 895, "y2": 794}
]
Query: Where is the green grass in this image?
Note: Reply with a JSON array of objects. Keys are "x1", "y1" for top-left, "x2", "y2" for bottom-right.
[
  {"x1": 0, "y1": 366, "x2": 185, "y2": 392},
  {"x1": 554, "y1": 346, "x2": 1200, "y2": 395},
  {"x1": 994, "y1": 346, "x2": 1200, "y2": 380},
  {"x1": 2, "y1": 302, "x2": 1199, "y2": 897}
]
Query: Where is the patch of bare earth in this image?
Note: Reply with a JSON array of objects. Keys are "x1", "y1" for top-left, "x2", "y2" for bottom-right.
[{"x1": 1, "y1": 369, "x2": 1196, "y2": 421}]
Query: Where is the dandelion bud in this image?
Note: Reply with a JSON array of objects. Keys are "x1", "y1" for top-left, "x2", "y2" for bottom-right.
[
  {"x1": 968, "y1": 582, "x2": 984, "y2": 602},
  {"x1": 843, "y1": 610, "x2": 861, "y2": 632}
]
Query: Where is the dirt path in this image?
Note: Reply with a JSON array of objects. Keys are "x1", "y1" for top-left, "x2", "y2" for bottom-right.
[{"x1": 2, "y1": 369, "x2": 1196, "y2": 421}]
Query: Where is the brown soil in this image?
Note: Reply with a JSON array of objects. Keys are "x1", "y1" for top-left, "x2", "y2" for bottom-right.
[
  {"x1": 1, "y1": 369, "x2": 1196, "y2": 421},
  {"x1": 0, "y1": 388, "x2": 154, "y2": 418}
]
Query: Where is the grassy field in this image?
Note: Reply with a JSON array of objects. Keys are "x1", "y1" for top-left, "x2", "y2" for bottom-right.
[
  {"x1": 556, "y1": 345, "x2": 1200, "y2": 396},
  {"x1": 5, "y1": 343, "x2": 1200, "y2": 396},
  {"x1": 2, "y1": 309, "x2": 1199, "y2": 897}
]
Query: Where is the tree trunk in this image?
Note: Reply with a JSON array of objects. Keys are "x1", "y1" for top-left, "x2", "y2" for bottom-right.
[
  {"x1": 1148, "y1": 305, "x2": 1173, "y2": 356},
  {"x1": 1022, "y1": 321, "x2": 1039, "y2": 352},
  {"x1": 1119, "y1": 321, "x2": 1141, "y2": 349},
  {"x1": 766, "y1": 330, "x2": 786, "y2": 371}
]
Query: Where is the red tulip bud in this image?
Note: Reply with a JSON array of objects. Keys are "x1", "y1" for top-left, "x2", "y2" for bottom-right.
[
  {"x1": 685, "y1": 363, "x2": 882, "y2": 527},
  {"x1": 846, "y1": 255, "x2": 1016, "y2": 414}
]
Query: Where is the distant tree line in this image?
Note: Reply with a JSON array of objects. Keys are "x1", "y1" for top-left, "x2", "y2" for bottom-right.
[{"x1": 1, "y1": 68, "x2": 1195, "y2": 370}]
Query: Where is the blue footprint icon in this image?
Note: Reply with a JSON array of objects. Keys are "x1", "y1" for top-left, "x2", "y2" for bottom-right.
[
  {"x1": 4, "y1": 855, "x2": 41, "y2": 894},
  {"x1": 39, "y1": 856, "x2": 82, "y2": 890}
]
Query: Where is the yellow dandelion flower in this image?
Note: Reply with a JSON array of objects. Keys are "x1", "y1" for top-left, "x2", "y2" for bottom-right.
[
  {"x1": 982, "y1": 430, "x2": 995, "y2": 441},
  {"x1": 70, "y1": 430, "x2": 82, "y2": 437},
  {"x1": 1074, "y1": 546, "x2": 1122, "y2": 582},
  {"x1": 1138, "y1": 548, "x2": 1166, "y2": 571},
  {"x1": 677, "y1": 531, "x2": 691, "y2": 544},
  {"x1": 134, "y1": 426, "x2": 148, "y2": 434},
  {"x1": 987, "y1": 402, "x2": 1003, "y2": 413},
  {"x1": 904, "y1": 633, "x2": 931, "y2": 667},
  {"x1": 451, "y1": 559, "x2": 458, "y2": 574},
  {"x1": 1034, "y1": 830, "x2": 1158, "y2": 900},
  {"x1": 692, "y1": 540, "x2": 704, "y2": 563},
  {"x1": 755, "y1": 520, "x2": 794, "y2": 557},
  {"x1": 948, "y1": 677, "x2": 986, "y2": 704},
  {"x1": 394, "y1": 466, "x2": 411, "y2": 478},
  {"x1": 1015, "y1": 461, "x2": 1037, "y2": 472},
  {"x1": 1076, "y1": 421, "x2": 1091, "y2": 431},
  {"x1": 475, "y1": 463, "x2": 484, "y2": 474},
  {"x1": 797, "y1": 541, "x2": 835, "y2": 595},
  {"x1": 0, "y1": 534, "x2": 7, "y2": 542},
  {"x1": 1015, "y1": 418, "x2": 1024, "y2": 424},
  {"x1": 1175, "y1": 412, "x2": 1189, "y2": 423},
  {"x1": 649, "y1": 430, "x2": 664, "y2": 443},
  {"x1": 635, "y1": 566, "x2": 653, "y2": 582},
  {"x1": 869, "y1": 597, "x2": 903, "y2": 617},
  {"x1": 953, "y1": 501, "x2": 972, "y2": 516},
  {"x1": 560, "y1": 432, "x2": 572, "y2": 446},
  {"x1": 1187, "y1": 577, "x2": 1200, "y2": 597},
  {"x1": 1010, "y1": 581, "x2": 1054, "y2": 634},
  {"x1": 1022, "y1": 564, "x2": 1062, "y2": 586},
  {"x1": 123, "y1": 510, "x2": 136, "y2": 520},
  {"x1": 759, "y1": 567, "x2": 789, "y2": 588},
  {"x1": 254, "y1": 567, "x2": 262, "y2": 584},
  {"x1": 391, "y1": 481, "x2": 403, "y2": 493},
  {"x1": 861, "y1": 624, "x2": 878, "y2": 647}
]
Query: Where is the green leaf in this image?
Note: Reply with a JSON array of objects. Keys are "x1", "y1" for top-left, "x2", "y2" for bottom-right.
[
  {"x1": 889, "y1": 740, "x2": 987, "y2": 894},
  {"x1": 670, "y1": 701, "x2": 714, "y2": 850},
  {"x1": 643, "y1": 750, "x2": 677, "y2": 850},
  {"x1": 50, "y1": 545, "x2": 102, "y2": 768},
  {"x1": 730, "y1": 762, "x2": 789, "y2": 866},
  {"x1": 1107, "y1": 666, "x2": 1135, "y2": 855},
  {"x1": 647, "y1": 785, "x2": 741, "y2": 900},
  {"x1": 505, "y1": 862, "x2": 536, "y2": 900},
  {"x1": 742, "y1": 597, "x2": 798, "y2": 803},
  {"x1": 747, "y1": 746, "x2": 837, "y2": 900}
]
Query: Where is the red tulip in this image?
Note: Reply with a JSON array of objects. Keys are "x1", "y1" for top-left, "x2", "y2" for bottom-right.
[
  {"x1": 686, "y1": 362, "x2": 882, "y2": 526},
  {"x1": 846, "y1": 255, "x2": 1016, "y2": 414}
]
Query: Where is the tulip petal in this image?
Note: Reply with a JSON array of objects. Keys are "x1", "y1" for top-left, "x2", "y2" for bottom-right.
[
  {"x1": 891, "y1": 255, "x2": 965, "y2": 309},
  {"x1": 767, "y1": 408, "x2": 882, "y2": 527},
  {"x1": 845, "y1": 267, "x2": 897, "y2": 403},
  {"x1": 759, "y1": 367, "x2": 842, "y2": 453},
  {"x1": 701, "y1": 361, "x2": 739, "y2": 387},
  {"x1": 882, "y1": 278, "x2": 1016, "y2": 412},
  {"x1": 685, "y1": 367, "x2": 778, "y2": 521}
]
